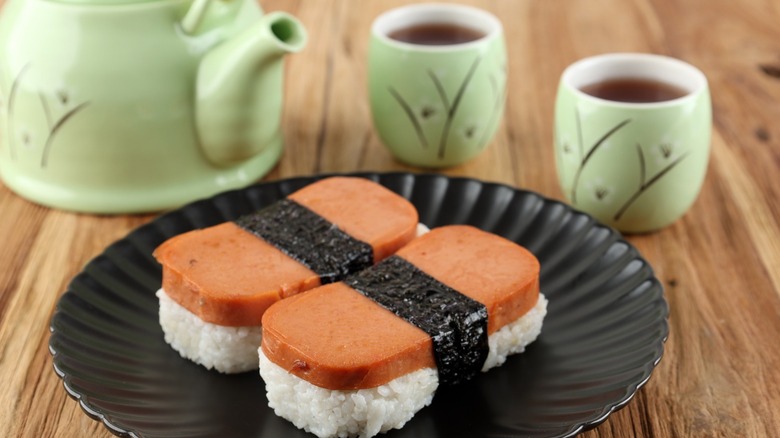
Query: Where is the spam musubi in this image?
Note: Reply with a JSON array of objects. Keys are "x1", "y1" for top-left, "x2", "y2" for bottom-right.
[
  {"x1": 154, "y1": 177, "x2": 419, "y2": 373},
  {"x1": 259, "y1": 225, "x2": 547, "y2": 438}
]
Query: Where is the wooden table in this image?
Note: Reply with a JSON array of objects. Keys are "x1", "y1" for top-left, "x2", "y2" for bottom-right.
[{"x1": 1, "y1": 0, "x2": 779, "y2": 437}]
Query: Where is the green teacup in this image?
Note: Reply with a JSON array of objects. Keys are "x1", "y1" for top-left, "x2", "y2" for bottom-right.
[
  {"x1": 368, "y1": 4, "x2": 506, "y2": 168},
  {"x1": 554, "y1": 53, "x2": 711, "y2": 233}
]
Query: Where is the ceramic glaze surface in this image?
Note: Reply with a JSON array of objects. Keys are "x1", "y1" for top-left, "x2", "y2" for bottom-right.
[
  {"x1": 0, "y1": 0, "x2": 306, "y2": 213},
  {"x1": 554, "y1": 53, "x2": 711, "y2": 233},
  {"x1": 369, "y1": 4, "x2": 507, "y2": 168}
]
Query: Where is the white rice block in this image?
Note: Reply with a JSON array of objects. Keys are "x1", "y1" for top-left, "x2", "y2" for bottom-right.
[
  {"x1": 482, "y1": 293, "x2": 549, "y2": 371},
  {"x1": 259, "y1": 352, "x2": 437, "y2": 438},
  {"x1": 157, "y1": 289, "x2": 262, "y2": 373},
  {"x1": 259, "y1": 294, "x2": 548, "y2": 438}
]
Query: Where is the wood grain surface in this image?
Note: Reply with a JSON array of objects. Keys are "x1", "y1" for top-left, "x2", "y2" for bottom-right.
[{"x1": 1, "y1": 0, "x2": 779, "y2": 437}]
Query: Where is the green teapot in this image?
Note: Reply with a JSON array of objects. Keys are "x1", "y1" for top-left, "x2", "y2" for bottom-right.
[{"x1": 0, "y1": 0, "x2": 306, "y2": 213}]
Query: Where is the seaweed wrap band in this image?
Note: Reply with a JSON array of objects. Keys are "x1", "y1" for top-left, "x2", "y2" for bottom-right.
[
  {"x1": 345, "y1": 256, "x2": 489, "y2": 385},
  {"x1": 236, "y1": 199, "x2": 374, "y2": 284}
]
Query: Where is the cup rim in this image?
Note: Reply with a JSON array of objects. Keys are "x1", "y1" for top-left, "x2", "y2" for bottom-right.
[
  {"x1": 371, "y1": 3, "x2": 502, "y2": 52},
  {"x1": 561, "y1": 53, "x2": 709, "y2": 109}
]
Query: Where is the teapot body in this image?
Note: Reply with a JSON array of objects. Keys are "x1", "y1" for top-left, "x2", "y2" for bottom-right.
[{"x1": 0, "y1": 0, "x2": 285, "y2": 213}]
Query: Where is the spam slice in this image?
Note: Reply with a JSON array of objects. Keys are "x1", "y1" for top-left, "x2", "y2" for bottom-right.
[
  {"x1": 154, "y1": 177, "x2": 419, "y2": 373},
  {"x1": 259, "y1": 225, "x2": 547, "y2": 438}
]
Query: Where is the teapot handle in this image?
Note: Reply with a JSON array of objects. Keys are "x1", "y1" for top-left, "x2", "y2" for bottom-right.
[
  {"x1": 181, "y1": 0, "x2": 212, "y2": 35},
  {"x1": 181, "y1": 0, "x2": 250, "y2": 36}
]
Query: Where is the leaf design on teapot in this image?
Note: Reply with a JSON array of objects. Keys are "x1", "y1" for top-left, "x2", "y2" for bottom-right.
[
  {"x1": 1, "y1": 63, "x2": 90, "y2": 167},
  {"x1": 4, "y1": 63, "x2": 31, "y2": 161},
  {"x1": 41, "y1": 99, "x2": 91, "y2": 168}
]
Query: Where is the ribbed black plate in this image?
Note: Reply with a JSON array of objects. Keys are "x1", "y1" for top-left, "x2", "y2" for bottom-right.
[{"x1": 49, "y1": 173, "x2": 668, "y2": 438}]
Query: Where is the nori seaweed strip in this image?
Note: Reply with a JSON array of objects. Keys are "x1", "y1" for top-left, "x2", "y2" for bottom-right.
[
  {"x1": 345, "y1": 256, "x2": 489, "y2": 385},
  {"x1": 235, "y1": 199, "x2": 373, "y2": 284}
]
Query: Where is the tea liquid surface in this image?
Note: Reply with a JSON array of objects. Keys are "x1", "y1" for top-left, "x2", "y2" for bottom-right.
[
  {"x1": 580, "y1": 78, "x2": 688, "y2": 103},
  {"x1": 388, "y1": 23, "x2": 485, "y2": 45}
]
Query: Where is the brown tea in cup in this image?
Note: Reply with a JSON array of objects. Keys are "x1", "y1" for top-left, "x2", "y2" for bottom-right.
[
  {"x1": 580, "y1": 77, "x2": 688, "y2": 103},
  {"x1": 388, "y1": 23, "x2": 485, "y2": 45}
]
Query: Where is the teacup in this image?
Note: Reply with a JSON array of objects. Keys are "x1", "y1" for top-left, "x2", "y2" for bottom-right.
[
  {"x1": 368, "y1": 3, "x2": 506, "y2": 168},
  {"x1": 554, "y1": 53, "x2": 711, "y2": 233}
]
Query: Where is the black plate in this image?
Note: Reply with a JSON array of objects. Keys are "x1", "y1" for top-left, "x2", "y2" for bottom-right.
[{"x1": 49, "y1": 173, "x2": 668, "y2": 438}]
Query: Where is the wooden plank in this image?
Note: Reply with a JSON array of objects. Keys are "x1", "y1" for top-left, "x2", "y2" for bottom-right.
[{"x1": 0, "y1": 0, "x2": 778, "y2": 436}]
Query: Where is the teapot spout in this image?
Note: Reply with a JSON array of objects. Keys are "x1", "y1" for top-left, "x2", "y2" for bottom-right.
[{"x1": 195, "y1": 12, "x2": 306, "y2": 166}]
